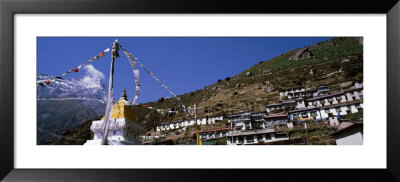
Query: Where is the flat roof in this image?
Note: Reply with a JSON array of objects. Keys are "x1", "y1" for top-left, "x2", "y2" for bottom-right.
[
  {"x1": 199, "y1": 128, "x2": 230, "y2": 133},
  {"x1": 307, "y1": 91, "x2": 344, "y2": 101},
  {"x1": 288, "y1": 107, "x2": 320, "y2": 114},
  {"x1": 228, "y1": 112, "x2": 251, "y2": 117},
  {"x1": 227, "y1": 129, "x2": 275, "y2": 136},
  {"x1": 265, "y1": 114, "x2": 288, "y2": 119},
  {"x1": 318, "y1": 100, "x2": 362, "y2": 109},
  {"x1": 282, "y1": 100, "x2": 296, "y2": 104}
]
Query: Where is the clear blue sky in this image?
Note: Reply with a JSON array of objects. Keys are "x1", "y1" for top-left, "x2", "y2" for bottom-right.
[{"x1": 37, "y1": 37, "x2": 332, "y2": 103}]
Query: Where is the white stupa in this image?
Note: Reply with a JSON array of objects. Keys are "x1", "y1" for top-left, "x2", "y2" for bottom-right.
[{"x1": 84, "y1": 89, "x2": 144, "y2": 145}]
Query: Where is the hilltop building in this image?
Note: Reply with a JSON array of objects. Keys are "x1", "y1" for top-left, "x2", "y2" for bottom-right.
[
  {"x1": 279, "y1": 86, "x2": 329, "y2": 100},
  {"x1": 84, "y1": 89, "x2": 144, "y2": 145}
]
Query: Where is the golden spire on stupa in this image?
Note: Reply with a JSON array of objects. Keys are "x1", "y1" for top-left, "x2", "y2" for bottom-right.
[{"x1": 101, "y1": 88, "x2": 137, "y2": 122}]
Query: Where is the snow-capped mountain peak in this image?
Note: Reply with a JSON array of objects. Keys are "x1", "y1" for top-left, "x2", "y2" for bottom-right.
[{"x1": 37, "y1": 65, "x2": 107, "y2": 101}]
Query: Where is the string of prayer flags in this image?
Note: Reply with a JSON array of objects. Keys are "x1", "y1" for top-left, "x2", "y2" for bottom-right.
[
  {"x1": 120, "y1": 49, "x2": 141, "y2": 105},
  {"x1": 119, "y1": 46, "x2": 195, "y2": 115},
  {"x1": 38, "y1": 46, "x2": 114, "y2": 90},
  {"x1": 121, "y1": 48, "x2": 142, "y2": 105},
  {"x1": 37, "y1": 46, "x2": 111, "y2": 88}
]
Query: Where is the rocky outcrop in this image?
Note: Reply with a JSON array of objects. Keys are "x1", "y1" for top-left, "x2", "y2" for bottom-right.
[
  {"x1": 266, "y1": 85, "x2": 275, "y2": 93},
  {"x1": 289, "y1": 48, "x2": 313, "y2": 61}
]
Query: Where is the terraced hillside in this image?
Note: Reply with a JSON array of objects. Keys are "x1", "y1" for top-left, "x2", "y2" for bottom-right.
[{"x1": 134, "y1": 37, "x2": 363, "y2": 130}]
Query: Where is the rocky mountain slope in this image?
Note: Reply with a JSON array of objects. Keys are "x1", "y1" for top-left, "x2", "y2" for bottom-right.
[{"x1": 37, "y1": 65, "x2": 107, "y2": 144}]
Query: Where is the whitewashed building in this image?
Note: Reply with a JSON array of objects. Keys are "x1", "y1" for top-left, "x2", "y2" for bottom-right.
[
  {"x1": 264, "y1": 114, "x2": 288, "y2": 127},
  {"x1": 251, "y1": 113, "x2": 267, "y2": 129},
  {"x1": 312, "y1": 86, "x2": 329, "y2": 97},
  {"x1": 288, "y1": 108, "x2": 322, "y2": 122},
  {"x1": 318, "y1": 102, "x2": 363, "y2": 119},
  {"x1": 226, "y1": 129, "x2": 289, "y2": 145},
  {"x1": 155, "y1": 115, "x2": 224, "y2": 131},
  {"x1": 228, "y1": 112, "x2": 252, "y2": 131},
  {"x1": 199, "y1": 128, "x2": 230, "y2": 140},
  {"x1": 266, "y1": 100, "x2": 296, "y2": 113}
]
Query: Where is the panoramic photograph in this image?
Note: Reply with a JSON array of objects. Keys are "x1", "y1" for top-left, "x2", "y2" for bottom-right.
[{"x1": 37, "y1": 37, "x2": 363, "y2": 145}]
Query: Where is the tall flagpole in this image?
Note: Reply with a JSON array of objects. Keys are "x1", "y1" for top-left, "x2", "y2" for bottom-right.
[{"x1": 101, "y1": 39, "x2": 119, "y2": 145}]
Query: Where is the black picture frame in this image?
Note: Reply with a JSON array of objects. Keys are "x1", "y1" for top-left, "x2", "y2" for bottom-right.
[{"x1": 1, "y1": 0, "x2": 399, "y2": 181}]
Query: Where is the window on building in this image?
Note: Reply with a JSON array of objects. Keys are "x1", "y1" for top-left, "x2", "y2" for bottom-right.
[
  {"x1": 325, "y1": 109, "x2": 330, "y2": 113},
  {"x1": 335, "y1": 107, "x2": 341, "y2": 112},
  {"x1": 355, "y1": 104, "x2": 361, "y2": 109},
  {"x1": 311, "y1": 112, "x2": 317, "y2": 117}
]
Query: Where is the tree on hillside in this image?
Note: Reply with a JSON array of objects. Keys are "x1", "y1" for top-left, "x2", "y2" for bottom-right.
[
  {"x1": 343, "y1": 59, "x2": 363, "y2": 78},
  {"x1": 330, "y1": 61, "x2": 342, "y2": 71}
]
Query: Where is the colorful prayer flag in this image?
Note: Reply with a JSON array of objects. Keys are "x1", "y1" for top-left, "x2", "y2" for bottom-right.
[
  {"x1": 99, "y1": 51, "x2": 105, "y2": 57},
  {"x1": 72, "y1": 68, "x2": 79, "y2": 72},
  {"x1": 104, "y1": 48, "x2": 110, "y2": 52},
  {"x1": 45, "y1": 80, "x2": 50, "y2": 85},
  {"x1": 62, "y1": 73, "x2": 66, "y2": 76},
  {"x1": 134, "y1": 69, "x2": 139, "y2": 78}
]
